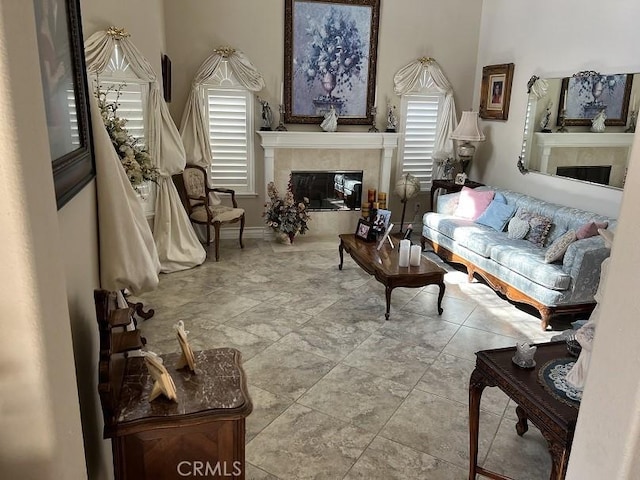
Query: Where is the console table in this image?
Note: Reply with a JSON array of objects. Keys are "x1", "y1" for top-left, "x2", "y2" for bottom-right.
[
  {"x1": 429, "y1": 179, "x2": 484, "y2": 211},
  {"x1": 469, "y1": 342, "x2": 579, "y2": 480}
]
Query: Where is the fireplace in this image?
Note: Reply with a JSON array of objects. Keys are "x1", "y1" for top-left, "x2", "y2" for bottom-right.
[
  {"x1": 291, "y1": 170, "x2": 363, "y2": 211},
  {"x1": 556, "y1": 165, "x2": 612, "y2": 186}
]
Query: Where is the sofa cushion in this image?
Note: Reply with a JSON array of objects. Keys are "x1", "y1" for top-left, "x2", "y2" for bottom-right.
[
  {"x1": 490, "y1": 243, "x2": 572, "y2": 290},
  {"x1": 476, "y1": 200, "x2": 517, "y2": 231},
  {"x1": 454, "y1": 187, "x2": 495, "y2": 220},
  {"x1": 423, "y1": 214, "x2": 496, "y2": 257},
  {"x1": 544, "y1": 230, "x2": 577, "y2": 263},
  {"x1": 507, "y1": 216, "x2": 530, "y2": 239},
  {"x1": 517, "y1": 210, "x2": 553, "y2": 247},
  {"x1": 576, "y1": 221, "x2": 609, "y2": 240}
]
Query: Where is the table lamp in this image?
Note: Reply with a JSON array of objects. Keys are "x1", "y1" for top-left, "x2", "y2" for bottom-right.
[{"x1": 450, "y1": 111, "x2": 485, "y2": 174}]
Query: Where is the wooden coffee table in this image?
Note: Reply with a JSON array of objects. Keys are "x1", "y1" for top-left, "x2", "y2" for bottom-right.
[{"x1": 338, "y1": 234, "x2": 446, "y2": 320}]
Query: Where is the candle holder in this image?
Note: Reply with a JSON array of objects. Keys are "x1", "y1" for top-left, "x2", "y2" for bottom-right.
[
  {"x1": 275, "y1": 104, "x2": 288, "y2": 131},
  {"x1": 626, "y1": 110, "x2": 637, "y2": 133},
  {"x1": 368, "y1": 106, "x2": 379, "y2": 133},
  {"x1": 556, "y1": 109, "x2": 568, "y2": 133}
]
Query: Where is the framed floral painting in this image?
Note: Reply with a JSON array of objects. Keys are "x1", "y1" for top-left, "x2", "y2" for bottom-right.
[
  {"x1": 284, "y1": 0, "x2": 380, "y2": 124},
  {"x1": 33, "y1": 0, "x2": 94, "y2": 209},
  {"x1": 558, "y1": 72, "x2": 633, "y2": 126},
  {"x1": 479, "y1": 63, "x2": 514, "y2": 121}
]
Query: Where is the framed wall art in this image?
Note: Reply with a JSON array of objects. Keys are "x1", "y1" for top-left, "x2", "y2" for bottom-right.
[
  {"x1": 479, "y1": 63, "x2": 514, "y2": 121},
  {"x1": 33, "y1": 0, "x2": 94, "y2": 209},
  {"x1": 558, "y1": 72, "x2": 633, "y2": 126},
  {"x1": 284, "y1": 0, "x2": 381, "y2": 125}
]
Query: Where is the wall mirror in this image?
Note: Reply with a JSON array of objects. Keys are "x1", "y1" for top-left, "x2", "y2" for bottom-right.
[{"x1": 518, "y1": 71, "x2": 638, "y2": 189}]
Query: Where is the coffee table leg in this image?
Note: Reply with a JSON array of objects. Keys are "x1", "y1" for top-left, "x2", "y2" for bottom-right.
[
  {"x1": 385, "y1": 286, "x2": 392, "y2": 320},
  {"x1": 338, "y1": 240, "x2": 344, "y2": 270},
  {"x1": 515, "y1": 405, "x2": 529, "y2": 436},
  {"x1": 469, "y1": 369, "x2": 486, "y2": 480},
  {"x1": 437, "y1": 281, "x2": 445, "y2": 315}
]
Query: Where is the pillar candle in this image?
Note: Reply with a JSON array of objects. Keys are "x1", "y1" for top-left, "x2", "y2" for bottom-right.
[
  {"x1": 399, "y1": 239, "x2": 411, "y2": 267},
  {"x1": 410, "y1": 245, "x2": 422, "y2": 266},
  {"x1": 368, "y1": 189, "x2": 376, "y2": 202}
]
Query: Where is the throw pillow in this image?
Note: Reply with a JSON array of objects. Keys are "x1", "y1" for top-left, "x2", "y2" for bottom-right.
[
  {"x1": 576, "y1": 221, "x2": 609, "y2": 240},
  {"x1": 476, "y1": 200, "x2": 517, "y2": 231},
  {"x1": 507, "y1": 216, "x2": 530, "y2": 239},
  {"x1": 437, "y1": 192, "x2": 460, "y2": 215},
  {"x1": 518, "y1": 210, "x2": 553, "y2": 247},
  {"x1": 544, "y1": 230, "x2": 577, "y2": 263},
  {"x1": 454, "y1": 187, "x2": 495, "y2": 220},
  {"x1": 493, "y1": 192, "x2": 507, "y2": 204}
]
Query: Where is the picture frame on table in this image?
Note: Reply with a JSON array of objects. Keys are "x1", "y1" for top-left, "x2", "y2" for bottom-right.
[
  {"x1": 284, "y1": 0, "x2": 381, "y2": 125},
  {"x1": 479, "y1": 63, "x2": 515, "y2": 121},
  {"x1": 376, "y1": 222, "x2": 394, "y2": 251},
  {"x1": 355, "y1": 218, "x2": 375, "y2": 242},
  {"x1": 371, "y1": 208, "x2": 391, "y2": 235},
  {"x1": 558, "y1": 72, "x2": 633, "y2": 126},
  {"x1": 33, "y1": 0, "x2": 95, "y2": 209},
  {"x1": 454, "y1": 172, "x2": 467, "y2": 185}
]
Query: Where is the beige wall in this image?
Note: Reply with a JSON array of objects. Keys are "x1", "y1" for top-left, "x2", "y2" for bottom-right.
[
  {"x1": 473, "y1": 0, "x2": 639, "y2": 219},
  {"x1": 475, "y1": 1, "x2": 640, "y2": 477},
  {"x1": 0, "y1": 0, "x2": 87, "y2": 478},
  {"x1": 163, "y1": 0, "x2": 483, "y2": 229}
]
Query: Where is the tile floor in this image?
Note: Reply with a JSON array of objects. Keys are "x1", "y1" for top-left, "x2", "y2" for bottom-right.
[{"x1": 135, "y1": 236, "x2": 570, "y2": 480}]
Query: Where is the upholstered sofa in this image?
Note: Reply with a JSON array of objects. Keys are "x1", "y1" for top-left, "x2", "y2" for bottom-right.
[{"x1": 421, "y1": 186, "x2": 614, "y2": 329}]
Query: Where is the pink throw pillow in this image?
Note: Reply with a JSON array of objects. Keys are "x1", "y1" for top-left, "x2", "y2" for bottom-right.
[
  {"x1": 454, "y1": 187, "x2": 495, "y2": 220},
  {"x1": 576, "y1": 221, "x2": 608, "y2": 240}
]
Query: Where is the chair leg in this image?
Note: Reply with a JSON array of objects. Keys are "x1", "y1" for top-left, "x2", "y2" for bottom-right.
[
  {"x1": 214, "y1": 222, "x2": 221, "y2": 262},
  {"x1": 239, "y1": 213, "x2": 245, "y2": 249},
  {"x1": 206, "y1": 222, "x2": 211, "y2": 246}
]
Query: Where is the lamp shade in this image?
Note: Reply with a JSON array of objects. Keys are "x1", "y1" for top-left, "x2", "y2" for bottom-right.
[{"x1": 451, "y1": 111, "x2": 485, "y2": 142}]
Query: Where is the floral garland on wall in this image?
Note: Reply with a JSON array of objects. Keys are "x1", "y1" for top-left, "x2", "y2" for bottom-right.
[{"x1": 95, "y1": 83, "x2": 159, "y2": 192}]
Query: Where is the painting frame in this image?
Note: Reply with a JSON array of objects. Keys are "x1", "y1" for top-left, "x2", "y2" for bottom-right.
[
  {"x1": 479, "y1": 63, "x2": 515, "y2": 121},
  {"x1": 354, "y1": 218, "x2": 375, "y2": 242},
  {"x1": 284, "y1": 0, "x2": 381, "y2": 125},
  {"x1": 558, "y1": 72, "x2": 633, "y2": 127},
  {"x1": 34, "y1": 0, "x2": 94, "y2": 209}
]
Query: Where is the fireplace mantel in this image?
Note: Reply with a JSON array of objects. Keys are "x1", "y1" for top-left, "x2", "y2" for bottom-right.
[{"x1": 257, "y1": 131, "x2": 399, "y2": 195}]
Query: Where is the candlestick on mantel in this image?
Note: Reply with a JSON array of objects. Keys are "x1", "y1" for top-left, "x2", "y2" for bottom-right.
[
  {"x1": 374, "y1": 87, "x2": 378, "y2": 108},
  {"x1": 280, "y1": 81, "x2": 284, "y2": 105}
]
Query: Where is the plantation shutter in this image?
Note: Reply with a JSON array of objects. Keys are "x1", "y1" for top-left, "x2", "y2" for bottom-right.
[
  {"x1": 400, "y1": 95, "x2": 441, "y2": 191},
  {"x1": 206, "y1": 88, "x2": 251, "y2": 192},
  {"x1": 102, "y1": 84, "x2": 146, "y2": 143}
]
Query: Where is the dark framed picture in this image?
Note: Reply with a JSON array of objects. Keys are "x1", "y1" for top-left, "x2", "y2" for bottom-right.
[
  {"x1": 558, "y1": 72, "x2": 633, "y2": 126},
  {"x1": 371, "y1": 208, "x2": 391, "y2": 234},
  {"x1": 284, "y1": 0, "x2": 381, "y2": 125},
  {"x1": 33, "y1": 0, "x2": 94, "y2": 209},
  {"x1": 479, "y1": 63, "x2": 514, "y2": 120},
  {"x1": 161, "y1": 53, "x2": 172, "y2": 103},
  {"x1": 355, "y1": 218, "x2": 374, "y2": 242}
]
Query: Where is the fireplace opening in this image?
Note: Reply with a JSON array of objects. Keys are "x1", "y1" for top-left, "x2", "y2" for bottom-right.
[
  {"x1": 556, "y1": 165, "x2": 612, "y2": 186},
  {"x1": 291, "y1": 170, "x2": 363, "y2": 211}
]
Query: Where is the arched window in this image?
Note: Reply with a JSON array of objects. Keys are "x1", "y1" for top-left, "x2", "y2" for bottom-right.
[
  {"x1": 201, "y1": 60, "x2": 255, "y2": 195},
  {"x1": 397, "y1": 69, "x2": 445, "y2": 191}
]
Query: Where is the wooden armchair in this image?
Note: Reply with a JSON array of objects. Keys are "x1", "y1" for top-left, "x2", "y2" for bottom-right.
[{"x1": 173, "y1": 164, "x2": 245, "y2": 261}]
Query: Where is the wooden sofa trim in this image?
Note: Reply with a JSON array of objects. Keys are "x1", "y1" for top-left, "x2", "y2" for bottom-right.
[{"x1": 421, "y1": 235, "x2": 595, "y2": 330}]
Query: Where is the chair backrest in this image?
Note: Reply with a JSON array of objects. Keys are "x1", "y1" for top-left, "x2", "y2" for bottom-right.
[
  {"x1": 172, "y1": 173, "x2": 192, "y2": 215},
  {"x1": 183, "y1": 165, "x2": 208, "y2": 201}
]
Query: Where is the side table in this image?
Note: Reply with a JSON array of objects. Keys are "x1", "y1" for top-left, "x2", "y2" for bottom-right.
[
  {"x1": 469, "y1": 342, "x2": 579, "y2": 480},
  {"x1": 430, "y1": 179, "x2": 484, "y2": 211}
]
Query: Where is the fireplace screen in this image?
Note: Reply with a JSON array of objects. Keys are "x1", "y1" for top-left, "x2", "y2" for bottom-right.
[{"x1": 291, "y1": 170, "x2": 363, "y2": 211}]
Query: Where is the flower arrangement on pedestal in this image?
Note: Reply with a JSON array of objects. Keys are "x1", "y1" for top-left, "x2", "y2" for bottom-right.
[
  {"x1": 95, "y1": 83, "x2": 159, "y2": 193},
  {"x1": 264, "y1": 178, "x2": 311, "y2": 243},
  {"x1": 296, "y1": 6, "x2": 365, "y2": 102}
]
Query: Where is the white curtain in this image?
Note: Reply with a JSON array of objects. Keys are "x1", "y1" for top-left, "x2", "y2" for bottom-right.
[
  {"x1": 85, "y1": 28, "x2": 206, "y2": 273},
  {"x1": 180, "y1": 47, "x2": 265, "y2": 171},
  {"x1": 89, "y1": 93, "x2": 160, "y2": 295},
  {"x1": 394, "y1": 57, "x2": 458, "y2": 154}
]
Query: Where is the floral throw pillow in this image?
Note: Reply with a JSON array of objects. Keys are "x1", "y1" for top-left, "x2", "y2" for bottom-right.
[
  {"x1": 517, "y1": 210, "x2": 553, "y2": 247},
  {"x1": 507, "y1": 216, "x2": 529, "y2": 239},
  {"x1": 544, "y1": 230, "x2": 577, "y2": 263}
]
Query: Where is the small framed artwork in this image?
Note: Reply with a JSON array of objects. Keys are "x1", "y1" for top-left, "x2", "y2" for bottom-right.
[
  {"x1": 558, "y1": 72, "x2": 633, "y2": 126},
  {"x1": 33, "y1": 0, "x2": 95, "y2": 209},
  {"x1": 479, "y1": 63, "x2": 515, "y2": 120},
  {"x1": 454, "y1": 173, "x2": 467, "y2": 185},
  {"x1": 355, "y1": 218, "x2": 375, "y2": 242},
  {"x1": 284, "y1": 0, "x2": 381, "y2": 124},
  {"x1": 376, "y1": 222, "x2": 394, "y2": 251},
  {"x1": 175, "y1": 321, "x2": 196, "y2": 372},
  {"x1": 371, "y1": 208, "x2": 391, "y2": 235}
]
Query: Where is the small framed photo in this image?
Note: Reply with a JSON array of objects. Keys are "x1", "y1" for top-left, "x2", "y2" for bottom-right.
[
  {"x1": 371, "y1": 208, "x2": 391, "y2": 234},
  {"x1": 455, "y1": 173, "x2": 467, "y2": 185},
  {"x1": 480, "y1": 63, "x2": 515, "y2": 120},
  {"x1": 376, "y1": 222, "x2": 394, "y2": 251},
  {"x1": 355, "y1": 218, "x2": 375, "y2": 242}
]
